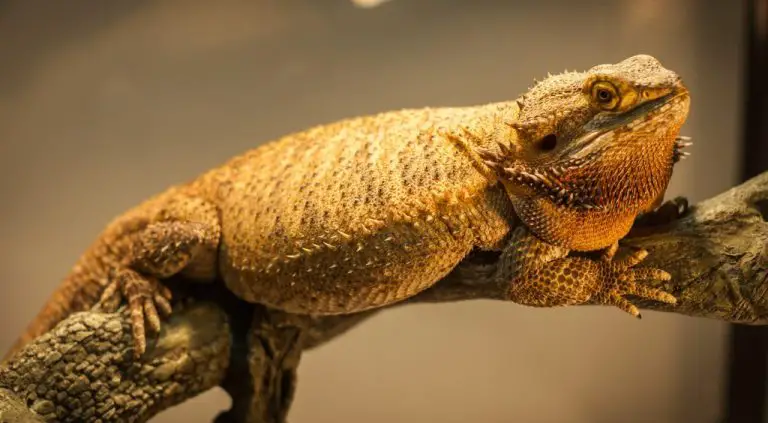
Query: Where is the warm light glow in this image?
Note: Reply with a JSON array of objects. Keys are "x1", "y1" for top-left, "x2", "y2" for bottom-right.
[{"x1": 351, "y1": 0, "x2": 394, "y2": 8}]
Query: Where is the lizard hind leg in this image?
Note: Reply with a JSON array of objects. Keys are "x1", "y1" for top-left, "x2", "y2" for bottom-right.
[{"x1": 97, "y1": 196, "x2": 222, "y2": 358}]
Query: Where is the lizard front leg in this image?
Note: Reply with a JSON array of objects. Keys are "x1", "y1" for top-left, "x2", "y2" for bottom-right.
[
  {"x1": 96, "y1": 195, "x2": 222, "y2": 357},
  {"x1": 500, "y1": 227, "x2": 677, "y2": 317}
]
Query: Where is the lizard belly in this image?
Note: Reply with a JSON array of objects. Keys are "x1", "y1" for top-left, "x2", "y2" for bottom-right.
[
  {"x1": 214, "y1": 186, "x2": 513, "y2": 315},
  {"x1": 218, "y1": 214, "x2": 473, "y2": 314}
]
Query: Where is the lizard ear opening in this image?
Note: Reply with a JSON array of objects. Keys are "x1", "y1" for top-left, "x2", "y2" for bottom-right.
[{"x1": 537, "y1": 134, "x2": 558, "y2": 151}]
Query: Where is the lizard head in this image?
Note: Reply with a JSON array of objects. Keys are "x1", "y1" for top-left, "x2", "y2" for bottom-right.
[{"x1": 479, "y1": 54, "x2": 691, "y2": 251}]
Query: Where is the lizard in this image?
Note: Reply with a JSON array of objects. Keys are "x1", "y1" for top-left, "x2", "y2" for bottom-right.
[{"x1": 4, "y1": 54, "x2": 691, "y2": 371}]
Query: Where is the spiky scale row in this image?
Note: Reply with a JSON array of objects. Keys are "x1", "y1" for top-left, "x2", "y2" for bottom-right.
[
  {"x1": 473, "y1": 142, "x2": 603, "y2": 211},
  {"x1": 257, "y1": 172, "x2": 486, "y2": 283},
  {"x1": 673, "y1": 135, "x2": 693, "y2": 163}
]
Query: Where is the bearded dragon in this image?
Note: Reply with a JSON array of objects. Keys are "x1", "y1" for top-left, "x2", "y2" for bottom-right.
[{"x1": 4, "y1": 54, "x2": 691, "y2": 366}]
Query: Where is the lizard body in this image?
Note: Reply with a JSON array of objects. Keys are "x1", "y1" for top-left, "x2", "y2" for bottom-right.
[
  {"x1": 197, "y1": 104, "x2": 515, "y2": 313},
  {"x1": 5, "y1": 54, "x2": 690, "y2": 363}
]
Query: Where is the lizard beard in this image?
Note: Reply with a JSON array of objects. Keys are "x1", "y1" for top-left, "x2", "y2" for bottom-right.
[{"x1": 502, "y1": 145, "x2": 676, "y2": 251}]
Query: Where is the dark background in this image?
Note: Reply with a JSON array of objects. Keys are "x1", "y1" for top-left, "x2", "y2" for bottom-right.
[{"x1": 0, "y1": 1, "x2": 755, "y2": 422}]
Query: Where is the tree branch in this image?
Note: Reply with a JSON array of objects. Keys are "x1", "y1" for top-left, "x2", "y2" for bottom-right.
[{"x1": 0, "y1": 302, "x2": 232, "y2": 423}]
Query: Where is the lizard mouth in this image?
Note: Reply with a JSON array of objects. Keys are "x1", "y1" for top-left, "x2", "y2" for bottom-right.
[{"x1": 560, "y1": 91, "x2": 691, "y2": 161}]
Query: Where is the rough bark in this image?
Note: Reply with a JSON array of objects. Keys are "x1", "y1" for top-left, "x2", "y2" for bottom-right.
[
  {"x1": 3, "y1": 171, "x2": 768, "y2": 422},
  {"x1": 0, "y1": 302, "x2": 231, "y2": 423}
]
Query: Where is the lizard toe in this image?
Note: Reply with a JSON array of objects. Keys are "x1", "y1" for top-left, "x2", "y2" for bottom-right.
[
  {"x1": 101, "y1": 267, "x2": 174, "y2": 357},
  {"x1": 616, "y1": 247, "x2": 649, "y2": 268},
  {"x1": 154, "y1": 292, "x2": 173, "y2": 317},
  {"x1": 595, "y1": 261, "x2": 676, "y2": 316},
  {"x1": 144, "y1": 299, "x2": 162, "y2": 333},
  {"x1": 96, "y1": 278, "x2": 122, "y2": 312},
  {"x1": 603, "y1": 293, "x2": 641, "y2": 318}
]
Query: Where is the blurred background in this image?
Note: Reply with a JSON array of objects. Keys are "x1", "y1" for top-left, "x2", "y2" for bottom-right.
[{"x1": 0, "y1": 1, "x2": 755, "y2": 422}]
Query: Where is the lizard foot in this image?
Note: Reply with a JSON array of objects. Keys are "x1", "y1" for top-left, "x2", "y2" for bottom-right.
[
  {"x1": 593, "y1": 247, "x2": 677, "y2": 318},
  {"x1": 501, "y1": 228, "x2": 677, "y2": 317},
  {"x1": 658, "y1": 196, "x2": 689, "y2": 219},
  {"x1": 505, "y1": 249, "x2": 676, "y2": 314},
  {"x1": 642, "y1": 196, "x2": 689, "y2": 225},
  {"x1": 630, "y1": 196, "x2": 689, "y2": 237},
  {"x1": 97, "y1": 268, "x2": 173, "y2": 357}
]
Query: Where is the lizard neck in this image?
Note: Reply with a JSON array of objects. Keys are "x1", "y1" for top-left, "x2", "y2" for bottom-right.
[
  {"x1": 505, "y1": 128, "x2": 677, "y2": 252},
  {"x1": 460, "y1": 100, "x2": 522, "y2": 151}
]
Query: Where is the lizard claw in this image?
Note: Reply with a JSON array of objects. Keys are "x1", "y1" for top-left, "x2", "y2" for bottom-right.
[
  {"x1": 97, "y1": 268, "x2": 173, "y2": 358},
  {"x1": 655, "y1": 196, "x2": 689, "y2": 221},
  {"x1": 594, "y1": 247, "x2": 676, "y2": 319}
]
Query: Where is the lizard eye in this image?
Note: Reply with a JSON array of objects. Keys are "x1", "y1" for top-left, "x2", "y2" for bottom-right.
[{"x1": 590, "y1": 81, "x2": 620, "y2": 110}]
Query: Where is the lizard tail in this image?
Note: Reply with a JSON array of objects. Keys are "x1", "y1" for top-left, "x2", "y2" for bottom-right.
[{"x1": 2, "y1": 273, "x2": 101, "y2": 363}]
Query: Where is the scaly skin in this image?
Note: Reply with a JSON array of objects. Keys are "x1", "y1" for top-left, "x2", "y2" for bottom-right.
[{"x1": 5, "y1": 55, "x2": 690, "y2": 374}]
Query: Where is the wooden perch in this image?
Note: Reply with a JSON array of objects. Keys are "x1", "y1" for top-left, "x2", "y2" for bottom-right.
[
  {"x1": 0, "y1": 302, "x2": 232, "y2": 423},
  {"x1": 3, "y1": 171, "x2": 768, "y2": 422}
]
